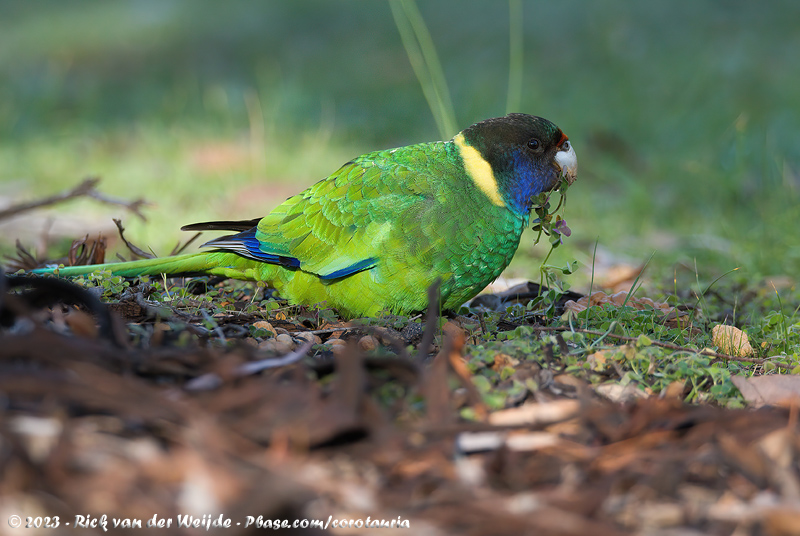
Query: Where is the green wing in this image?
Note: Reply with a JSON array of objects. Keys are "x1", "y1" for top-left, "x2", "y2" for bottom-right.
[{"x1": 252, "y1": 143, "x2": 448, "y2": 280}]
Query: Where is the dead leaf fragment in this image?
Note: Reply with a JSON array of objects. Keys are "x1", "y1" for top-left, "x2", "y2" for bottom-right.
[
  {"x1": 586, "y1": 350, "x2": 613, "y2": 372},
  {"x1": 489, "y1": 399, "x2": 580, "y2": 426},
  {"x1": 491, "y1": 353, "x2": 517, "y2": 373},
  {"x1": 763, "y1": 507, "x2": 800, "y2": 536},
  {"x1": 65, "y1": 309, "x2": 100, "y2": 339},
  {"x1": 712, "y1": 325, "x2": 753, "y2": 356},
  {"x1": 564, "y1": 291, "x2": 674, "y2": 317},
  {"x1": 732, "y1": 375, "x2": 800, "y2": 408},
  {"x1": 594, "y1": 383, "x2": 649, "y2": 403}
]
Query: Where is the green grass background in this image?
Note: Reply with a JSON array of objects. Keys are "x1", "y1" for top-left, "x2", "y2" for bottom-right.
[{"x1": 2, "y1": 0, "x2": 799, "y2": 287}]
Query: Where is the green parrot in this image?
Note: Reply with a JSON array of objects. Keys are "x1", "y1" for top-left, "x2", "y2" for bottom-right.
[{"x1": 33, "y1": 114, "x2": 577, "y2": 318}]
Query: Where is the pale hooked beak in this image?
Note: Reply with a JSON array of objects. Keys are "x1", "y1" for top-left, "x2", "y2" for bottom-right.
[{"x1": 554, "y1": 140, "x2": 577, "y2": 185}]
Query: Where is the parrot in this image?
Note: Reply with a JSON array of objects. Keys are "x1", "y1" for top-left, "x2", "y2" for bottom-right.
[{"x1": 32, "y1": 114, "x2": 577, "y2": 318}]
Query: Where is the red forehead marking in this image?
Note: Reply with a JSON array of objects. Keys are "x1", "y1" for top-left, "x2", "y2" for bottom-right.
[{"x1": 557, "y1": 131, "x2": 569, "y2": 147}]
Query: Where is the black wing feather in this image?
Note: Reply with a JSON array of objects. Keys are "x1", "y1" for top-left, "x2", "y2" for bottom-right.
[{"x1": 180, "y1": 218, "x2": 262, "y2": 232}]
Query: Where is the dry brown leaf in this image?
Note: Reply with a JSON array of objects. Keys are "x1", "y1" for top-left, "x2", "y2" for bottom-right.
[
  {"x1": 594, "y1": 383, "x2": 649, "y2": 403},
  {"x1": 599, "y1": 264, "x2": 645, "y2": 292},
  {"x1": 442, "y1": 320, "x2": 465, "y2": 339},
  {"x1": 491, "y1": 353, "x2": 516, "y2": 373},
  {"x1": 712, "y1": 324, "x2": 754, "y2": 356},
  {"x1": 732, "y1": 375, "x2": 800, "y2": 408},
  {"x1": 489, "y1": 399, "x2": 581, "y2": 426},
  {"x1": 64, "y1": 309, "x2": 100, "y2": 339},
  {"x1": 763, "y1": 507, "x2": 800, "y2": 536},
  {"x1": 564, "y1": 290, "x2": 674, "y2": 317},
  {"x1": 586, "y1": 349, "x2": 614, "y2": 372}
]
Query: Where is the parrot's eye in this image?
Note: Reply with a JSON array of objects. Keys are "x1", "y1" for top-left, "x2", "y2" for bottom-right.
[{"x1": 527, "y1": 138, "x2": 541, "y2": 151}]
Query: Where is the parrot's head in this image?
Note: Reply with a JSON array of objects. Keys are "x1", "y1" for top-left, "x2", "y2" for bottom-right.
[{"x1": 454, "y1": 113, "x2": 577, "y2": 215}]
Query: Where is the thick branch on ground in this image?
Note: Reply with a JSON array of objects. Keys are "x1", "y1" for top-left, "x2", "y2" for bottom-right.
[{"x1": 0, "y1": 177, "x2": 149, "y2": 222}]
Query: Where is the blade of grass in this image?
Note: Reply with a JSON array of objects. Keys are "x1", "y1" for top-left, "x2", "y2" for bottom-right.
[
  {"x1": 583, "y1": 237, "x2": 599, "y2": 330},
  {"x1": 505, "y1": 0, "x2": 523, "y2": 114},
  {"x1": 693, "y1": 264, "x2": 740, "y2": 317},
  {"x1": 771, "y1": 282, "x2": 789, "y2": 355},
  {"x1": 389, "y1": 0, "x2": 457, "y2": 139},
  {"x1": 614, "y1": 251, "x2": 656, "y2": 318}
]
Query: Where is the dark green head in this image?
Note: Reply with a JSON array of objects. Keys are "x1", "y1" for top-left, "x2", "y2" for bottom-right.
[{"x1": 455, "y1": 113, "x2": 577, "y2": 214}]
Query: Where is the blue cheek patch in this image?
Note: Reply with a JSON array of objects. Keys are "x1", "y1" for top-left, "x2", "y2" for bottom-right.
[{"x1": 503, "y1": 152, "x2": 556, "y2": 214}]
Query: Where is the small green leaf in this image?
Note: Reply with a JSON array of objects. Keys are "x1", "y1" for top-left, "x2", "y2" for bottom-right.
[{"x1": 500, "y1": 366, "x2": 516, "y2": 381}]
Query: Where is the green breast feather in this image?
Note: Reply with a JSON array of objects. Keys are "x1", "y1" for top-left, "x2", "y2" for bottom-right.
[{"x1": 32, "y1": 114, "x2": 578, "y2": 319}]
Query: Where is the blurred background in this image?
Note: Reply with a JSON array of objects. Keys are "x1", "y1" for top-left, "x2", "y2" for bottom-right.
[{"x1": 1, "y1": 0, "x2": 799, "y2": 291}]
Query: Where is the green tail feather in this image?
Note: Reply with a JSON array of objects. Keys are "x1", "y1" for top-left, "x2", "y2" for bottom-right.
[{"x1": 32, "y1": 252, "x2": 220, "y2": 278}]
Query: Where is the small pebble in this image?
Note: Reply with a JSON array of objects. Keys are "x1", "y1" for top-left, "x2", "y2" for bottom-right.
[
  {"x1": 324, "y1": 338, "x2": 347, "y2": 355},
  {"x1": 258, "y1": 339, "x2": 292, "y2": 354},
  {"x1": 358, "y1": 335, "x2": 378, "y2": 352},
  {"x1": 275, "y1": 333, "x2": 296, "y2": 350},
  {"x1": 258, "y1": 339, "x2": 276, "y2": 352},
  {"x1": 252, "y1": 320, "x2": 275, "y2": 334},
  {"x1": 294, "y1": 331, "x2": 322, "y2": 345}
]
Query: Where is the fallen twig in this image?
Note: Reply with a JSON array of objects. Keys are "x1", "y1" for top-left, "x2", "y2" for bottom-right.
[
  {"x1": 4, "y1": 240, "x2": 41, "y2": 271},
  {"x1": 68, "y1": 234, "x2": 107, "y2": 266},
  {"x1": 0, "y1": 177, "x2": 148, "y2": 222},
  {"x1": 415, "y1": 278, "x2": 442, "y2": 362},
  {"x1": 169, "y1": 231, "x2": 202, "y2": 256},
  {"x1": 113, "y1": 218, "x2": 155, "y2": 259},
  {"x1": 184, "y1": 340, "x2": 314, "y2": 391}
]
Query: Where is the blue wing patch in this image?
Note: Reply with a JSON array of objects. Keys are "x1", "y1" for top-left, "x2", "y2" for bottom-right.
[
  {"x1": 201, "y1": 229, "x2": 376, "y2": 279},
  {"x1": 201, "y1": 230, "x2": 300, "y2": 268},
  {"x1": 318, "y1": 257, "x2": 378, "y2": 280}
]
